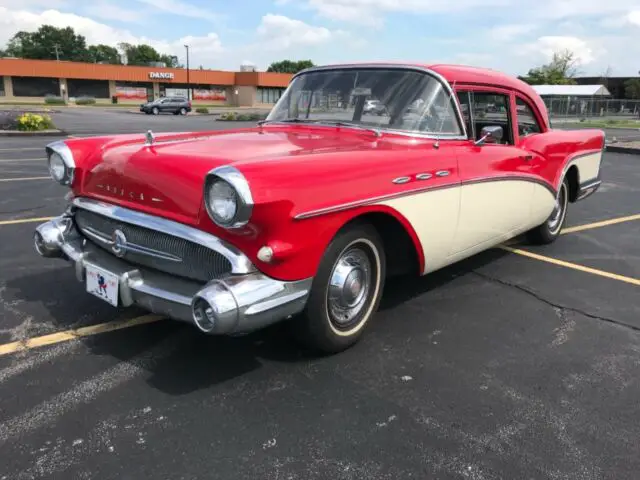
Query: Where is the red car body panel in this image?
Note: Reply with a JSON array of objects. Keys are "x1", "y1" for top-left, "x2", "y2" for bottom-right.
[{"x1": 61, "y1": 62, "x2": 605, "y2": 282}]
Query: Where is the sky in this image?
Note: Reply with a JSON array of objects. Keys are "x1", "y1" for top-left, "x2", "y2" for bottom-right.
[{"x1": 1, "y1": 0, "x2": 640, "y2": 76}]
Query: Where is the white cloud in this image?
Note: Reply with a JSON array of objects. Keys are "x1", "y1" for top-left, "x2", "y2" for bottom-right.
[
  {"x1": 519, "y1": 36, "x2": 600, "y2": 65},
  {"x1": 628, "y1": 10, "x2": 640, "y2": 25},
  {"x1": 83, "y1": 2, "x2": 147, "y2": 23},
  {"x1": 0, "y1": 7, "x2": 223, "y2": 65},
  {"x1": 488, "y1": 24, "x2": 537, "y2": 42},
  {"x1": 256, "y1": 14, "x2": 333, "y2": 50},
  {"x1": 135, "y1": 0, "x2": 223, "y2": 22}
]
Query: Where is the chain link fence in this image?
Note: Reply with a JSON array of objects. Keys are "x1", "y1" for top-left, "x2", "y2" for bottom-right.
[{"x1": 543, "y1": 96, "x2": 640, "y2": 120}]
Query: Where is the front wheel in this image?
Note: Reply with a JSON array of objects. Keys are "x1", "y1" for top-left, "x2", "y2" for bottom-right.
[
  {"x1": 292, "y1": 223, "x2": 386, "y2": 354},
  {"x1": 526, "y1": 176, "x2": 569, "y2": 244}
]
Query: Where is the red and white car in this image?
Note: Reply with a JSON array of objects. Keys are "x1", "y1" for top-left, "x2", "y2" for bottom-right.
[{"x1": 34, "y1": 63, "x2": 604, "y2": 354}]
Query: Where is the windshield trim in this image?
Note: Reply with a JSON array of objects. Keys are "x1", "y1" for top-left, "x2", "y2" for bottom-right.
[{"x1": 282, "y1": 63, "x2": 468, "y2": 140}]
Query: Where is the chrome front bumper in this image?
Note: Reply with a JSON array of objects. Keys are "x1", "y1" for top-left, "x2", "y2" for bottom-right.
[{"x1": 34, "y1": 213, "x2": 312, "y2": 335}]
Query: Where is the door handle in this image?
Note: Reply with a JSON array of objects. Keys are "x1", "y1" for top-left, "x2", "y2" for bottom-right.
[{"x1": 521, "y1": 154, "x2": 533, "y2": 161}]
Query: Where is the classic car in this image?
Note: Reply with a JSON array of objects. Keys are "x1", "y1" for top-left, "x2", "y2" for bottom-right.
[{"x1": 34, "y1": 63, "x2": 604, "y2": 354}]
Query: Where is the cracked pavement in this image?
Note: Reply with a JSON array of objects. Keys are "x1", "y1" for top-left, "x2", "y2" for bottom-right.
[{"x1": 0, "y1": 117, "x2": 638, "y2": 479}]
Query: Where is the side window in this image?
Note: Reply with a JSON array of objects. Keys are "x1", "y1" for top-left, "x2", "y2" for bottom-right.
[
  {"x1": 455, "y1": 90, "x2": 473, "y2": 139},
  {"x1": 470, "y1": 92, "x2": 513, "y2": 145},
  {"x1": 516, "y1": 97, "x2": 542, "y2": 137}
]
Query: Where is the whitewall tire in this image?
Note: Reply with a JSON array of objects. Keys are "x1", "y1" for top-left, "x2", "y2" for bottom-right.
[
  {"x1": 292, "y1": 222, "x2": 386, "y2": 354},
  {"x1": 526, "y1": 177, "x2": 569, "y2": 244}
]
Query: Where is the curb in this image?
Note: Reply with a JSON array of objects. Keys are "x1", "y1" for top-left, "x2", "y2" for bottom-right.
[
  {"x1": 0, "y1": 129, "x2": 67, "y2": 137},
  {"x1": 605, "y1": 145, "x2": 640, "y2": 155}
]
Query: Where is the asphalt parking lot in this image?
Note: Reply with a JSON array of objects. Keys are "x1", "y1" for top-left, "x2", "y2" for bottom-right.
[{"x1": 0, "y1": 111, "x2": 639, "y2": 479}]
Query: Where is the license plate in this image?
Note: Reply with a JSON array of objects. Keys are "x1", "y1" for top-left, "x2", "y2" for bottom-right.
[{"x1": 86, "y1": 264, "x2": 119, "y2": 307}]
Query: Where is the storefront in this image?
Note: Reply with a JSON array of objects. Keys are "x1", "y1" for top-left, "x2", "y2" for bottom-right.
[{"x1": 0, "y1": 58, "x2": 291, "y2": 107}]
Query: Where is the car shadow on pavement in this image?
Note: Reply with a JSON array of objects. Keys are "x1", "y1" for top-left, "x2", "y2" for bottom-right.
[{"x1": 6, "y1": 248, "x2": 510, "y2": 396}]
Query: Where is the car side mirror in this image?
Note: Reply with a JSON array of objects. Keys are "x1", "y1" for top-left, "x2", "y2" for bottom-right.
[{"x1": 474, "y1": 125, "x2": 503, "y2": 146}]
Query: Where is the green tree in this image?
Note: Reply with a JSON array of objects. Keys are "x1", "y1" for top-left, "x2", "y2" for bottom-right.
[
  {"x1": 519, "y1": 50, "x2": 580, "y2": 85},
  {"x1": 87, "y1": 44, "x2": 122, "y2": 64},
  {"x1": 267, "y1": 59, "x2": 315, "y2": 73},
  {"x1": 5, "y1": 25, "x2": 89, "y2": 61},
  {"x1": 624, "y1": 79, "x2": 640, "y2": 99},
  {"x1": 119, "y1": 43, "x2": 181, "y2": 67}
]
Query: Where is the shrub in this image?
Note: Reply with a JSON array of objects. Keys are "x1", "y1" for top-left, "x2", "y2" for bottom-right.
[
  {"x1": 195, "y1": 107, "x2": 209, "y2": 114},
  {"x1": 218, "y1": 111, "x2": 267, "y2": 121},
  {"x1": 44, "y1": 95, "x2": 66, "y2": 105},
  {"x1": 75, "y1": 96, "x2": 96, "y2": 105},
  {"x1": 15, "y1": 112, "x2": 56, "y2": 131}
]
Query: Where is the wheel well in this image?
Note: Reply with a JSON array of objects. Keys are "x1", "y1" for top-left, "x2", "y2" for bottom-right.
[
  {"x1": 566, "y1": 165, "x2": 579, "y2": 202},
  {"x1": 342, "y1": 212, "x2": 420, "y2": 277}
]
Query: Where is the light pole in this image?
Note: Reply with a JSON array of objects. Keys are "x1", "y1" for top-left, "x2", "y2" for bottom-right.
[{"x1": 184, "y1": 44, "x2": 190, "y2": 101}]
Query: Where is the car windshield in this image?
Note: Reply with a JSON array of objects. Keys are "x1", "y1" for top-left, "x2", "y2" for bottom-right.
[{"x1": 265, "y1": 67, "x2": 463, "y2": 136}]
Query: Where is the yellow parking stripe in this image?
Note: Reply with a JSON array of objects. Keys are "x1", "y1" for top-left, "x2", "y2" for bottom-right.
[
  {"x1": 562, "y1": 214, "x2": 640, "y2": 235},
  {"x1": 0, "y1": 176, "x2": 50, "y2": 182},
  {"x1": 0, "y1": 315, "x2": 163, "y2": 356},
  {"x1": 0, "y1": 216, "x2": 54, "y2": 226},
  {"x1": 500, "y1": 246, "x2": 640, "y2": 286}
]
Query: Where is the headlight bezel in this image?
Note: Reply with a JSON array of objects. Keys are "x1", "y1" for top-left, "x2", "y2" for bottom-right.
[
  {"x1": 204, "y1": 166, "x2": 254, "y2": 229},
  {"x1": 46, "y1": 140, "x2": 75, "y2": 186}
]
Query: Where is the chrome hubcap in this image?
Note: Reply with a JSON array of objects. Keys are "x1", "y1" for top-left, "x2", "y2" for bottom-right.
[
  {"x1": 328, "y1": 247, "x2": 372, "y2": 326},
  {"x1": 548, "y1": 183, "x2": 567, "y2": 233}
]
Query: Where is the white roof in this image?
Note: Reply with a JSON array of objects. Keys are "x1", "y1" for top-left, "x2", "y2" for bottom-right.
[{"x1": 532, "y1": 84, "x2": 611, "y2": 96}]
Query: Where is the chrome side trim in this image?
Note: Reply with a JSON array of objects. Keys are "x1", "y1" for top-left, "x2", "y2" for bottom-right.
[
  {"x1": 71, "y1": 197, "x2": 256, "y2": 274},
  {"x1": 392, "y1": 176, "x2": 411, "y2": 184},
  {"x1": 284, "y1": 63, "x2": 469, "y2": 141},
  {"x1": 293, "y1": 174, "x2": 556, "y2": 220},
  {"x1": 576, "y1": 179, "x2": 601, "y2": 201}
]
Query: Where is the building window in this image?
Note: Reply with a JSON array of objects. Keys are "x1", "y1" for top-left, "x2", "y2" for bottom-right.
[
  {"x1": 67, "y1": 79, "x2": 110, "y2": 99},
  {"x1": 257, "y1": 87, "x2": 285, "y2": 104},
  {"x1": 115, "y1": 81, "x2": 153, "y2": 101},
  {"x1": 12, "y1": 76, "x2": 60, "y2": 97}
]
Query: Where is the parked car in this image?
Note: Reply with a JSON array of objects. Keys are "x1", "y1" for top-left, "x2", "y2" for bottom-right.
[
  {"x1": 140, "y1": 96, "x2": 191, "y2": 115},
  {"x1": 35, "y1": 62, "x2": 604, "y2": 354}
]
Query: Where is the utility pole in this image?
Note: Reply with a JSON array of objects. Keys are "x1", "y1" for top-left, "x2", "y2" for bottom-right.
[
  {"x1": 53, "y1": 44, "x2": 61, "y2": 61},
  {"x1": 184, "y1": 44, "x2": 190, "y2": 101}
]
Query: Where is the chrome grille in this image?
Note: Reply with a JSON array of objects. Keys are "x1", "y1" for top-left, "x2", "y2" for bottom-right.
[{"x1": 74, "y1": 209, "x2": 233, "y2": 282}]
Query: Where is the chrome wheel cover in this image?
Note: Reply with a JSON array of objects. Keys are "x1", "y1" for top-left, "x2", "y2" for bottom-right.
[
  {"x1": 548, "y1": 182, "x2": 568, "y2": 234},
  {"x1": 327, "y1": 246, "x2": 372, "y2": 328}
]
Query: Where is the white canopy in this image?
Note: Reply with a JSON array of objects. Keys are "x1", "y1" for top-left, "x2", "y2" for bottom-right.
[{"x1": 532, "y1": 84, "x2": 611, "y2": 96}]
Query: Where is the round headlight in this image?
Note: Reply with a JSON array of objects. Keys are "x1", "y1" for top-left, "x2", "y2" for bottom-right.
[
  {"x1": 48, "y1": 152, "x2": 66, "y2": 182},
  {"x1": 207, "y1": 179, "x2": 238, "y2": 225}
]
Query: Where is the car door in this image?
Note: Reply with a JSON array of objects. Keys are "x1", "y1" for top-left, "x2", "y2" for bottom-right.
[{"x1": 450, "y1": 88, "x2": 535, "y2": 258}]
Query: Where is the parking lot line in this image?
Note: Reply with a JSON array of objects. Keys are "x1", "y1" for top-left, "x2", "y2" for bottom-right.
[
  {"x1": 500, "y1": 245, "x2": 640, "y2": 286},
  {"x1": 562, "y1": 214, "x2": 640, "y2": 235},
  {"x1": 0, "y1": 158, "x2": 42, "y2": 163},
  {"x1": 0, "y1": 176, "x2": 50, "y2": 182},
  {"x1": 0, "y1": 314, "x2": 163, "y2": 357},
  {"x1": 0, "y1": 216, "x2": 54, "y2": 226},
  {"x1": 0, "y1": 147, "x2": 43, "y2": 152}
]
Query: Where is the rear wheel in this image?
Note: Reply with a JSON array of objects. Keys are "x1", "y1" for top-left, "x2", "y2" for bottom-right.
[
  {"x1": 292, "y1": 223, "x2": 386, "y2": 354},
  {"x1": 526, "y1": 176, "x2": 569, "y2": 244},
  {"x1": 179, "y1": 107, "x2": 187, "y2": 115}
]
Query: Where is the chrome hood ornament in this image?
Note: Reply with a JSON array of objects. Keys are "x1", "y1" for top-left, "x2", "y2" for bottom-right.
[{"x1": 145, "y1": 129, "x2": 155, "y2": 145}]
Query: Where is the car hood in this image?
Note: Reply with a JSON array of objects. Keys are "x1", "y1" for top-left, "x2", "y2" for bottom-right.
[{"x1": 79, "y1": 126, "x2": 379, "y2": 224}]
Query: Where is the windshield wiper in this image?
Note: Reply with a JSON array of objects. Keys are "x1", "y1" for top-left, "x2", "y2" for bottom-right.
[
  {"x1": 319, "y1": 121, "x2": 382, "y2": 137},
  {"x1": 257, "y1": 118, "x2": 318, "y2": 126}
]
